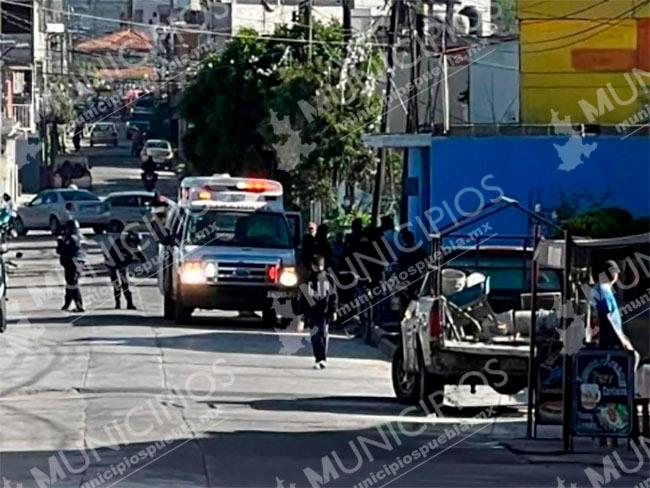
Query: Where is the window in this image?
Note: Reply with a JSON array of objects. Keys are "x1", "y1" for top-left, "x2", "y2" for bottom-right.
[
  {"x1": 43, "y1": 193, "x2": 58, "y2": 205},
  {"x1": 109, "y1": 195, "x2": 139, "y2": 207},
  {"x1": 146, "y1": 141, "x2": 170, "y2": 150},
  {"x1": 449, "y1": 254, "x2": 561, "y2": 291},
  {"x1": 186, "y1": 211, "x2": 291, "y2": 249},
  {"x1": 30, "y1": 195, "x2": 44, "y2": 206},
  {"x1": 60, "y1": 191, "x2": 100, "y2": 202}
]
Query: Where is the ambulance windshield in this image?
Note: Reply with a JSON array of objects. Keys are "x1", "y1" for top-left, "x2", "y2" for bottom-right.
[{"x1": 186, "y1": 210, "x2": 292, "y2": 249}]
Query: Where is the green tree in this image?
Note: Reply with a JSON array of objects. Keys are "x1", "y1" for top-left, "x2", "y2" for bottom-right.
[{"x1": 180, "y1": 23, "x2": 382, "y2": 208}]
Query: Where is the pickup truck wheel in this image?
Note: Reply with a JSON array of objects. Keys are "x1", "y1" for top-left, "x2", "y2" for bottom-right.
[
  {"x1": 392, "y1": 347, "x2": 419, "y2": 405},
  {"x1": 419, "y1": 364, "x2": 445, "y2": 415},
  {"x1": 164, "y1": 294, "x2": 175, "y2": 320},
  {"x1": 174, "y1": 300, "x2": 193, "y2": 325}
]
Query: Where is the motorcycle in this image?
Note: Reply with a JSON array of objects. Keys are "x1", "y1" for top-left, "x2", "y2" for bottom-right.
[{"x1": 141, "y1": 171, "x2": 158, "y2": 192}]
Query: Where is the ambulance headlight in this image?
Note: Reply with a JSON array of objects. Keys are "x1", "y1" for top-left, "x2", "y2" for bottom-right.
[
  {"x1": 180, "y1": 262, "x2": 208, "y2": 284},
  {"x1": 279, "y1": 266, "x2": 298, "y2": 287}
]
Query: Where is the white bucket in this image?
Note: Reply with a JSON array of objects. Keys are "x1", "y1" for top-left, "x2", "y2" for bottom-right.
[{"x1": 442, "y1": 268, "x2": 466, "y2": 295}]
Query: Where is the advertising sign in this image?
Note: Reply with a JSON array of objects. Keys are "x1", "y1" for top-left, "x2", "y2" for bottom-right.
[
  {"x1": 536, "y1": 340, "x2": 564, "y2": 425},
  {"x1": 572, "y1": 349, "x2": 635, "y2": 437}
]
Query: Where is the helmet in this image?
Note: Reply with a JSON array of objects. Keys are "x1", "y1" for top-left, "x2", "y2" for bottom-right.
[{"x1": 66, "y1": 219, "x2": 80, "y2": 233}]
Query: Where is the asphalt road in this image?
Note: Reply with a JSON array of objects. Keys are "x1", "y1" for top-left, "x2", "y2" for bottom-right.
[{"x1": 0, "y1": 142, "x2": 646, "y2": 488}]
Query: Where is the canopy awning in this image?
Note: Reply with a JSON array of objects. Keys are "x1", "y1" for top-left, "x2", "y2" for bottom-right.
[{"x1": 535, "y1": 233, "x2": 650, "y2": 268}]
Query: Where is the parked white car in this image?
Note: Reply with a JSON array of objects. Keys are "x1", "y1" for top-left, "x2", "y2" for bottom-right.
[
  {"x1": 103, "y1": 191, "x2": 172, "y2": 233},
  {"x1": 15, "y1": 189, "x2": 110, "y2": 235},
  {"x1": 140, "y1": 140, "x2": 174, "y2": 170},
  {"x1": 90, "y1": 122, "x2": 118, "y2": 147}
]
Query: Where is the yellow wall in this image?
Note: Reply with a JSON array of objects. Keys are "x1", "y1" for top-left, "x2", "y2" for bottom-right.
[{"x1": 518, "y1": 0, "x2": 650, "y2": 124}]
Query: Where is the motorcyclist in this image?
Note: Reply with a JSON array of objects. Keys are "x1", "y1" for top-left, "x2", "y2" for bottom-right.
[
  {"x1": 141, "y1": 155, "x2": 156, "y2": 175},
  {"x1": 102, "y1": 231, "x2": 146, "y2": 310},
  {"x1": 56, "y1": 219, "x2": 85, "y2": 313}
]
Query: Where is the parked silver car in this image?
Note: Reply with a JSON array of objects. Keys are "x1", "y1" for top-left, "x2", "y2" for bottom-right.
[
  {"x1": 90, "y1": 122, "x2": 118, "y2": 147},
  {"x1": 15, "y1": 189, "x2": 110, "y2": 235},
  {"x1": 103, "y1": 191, "x2": 172, "y2": 233}
]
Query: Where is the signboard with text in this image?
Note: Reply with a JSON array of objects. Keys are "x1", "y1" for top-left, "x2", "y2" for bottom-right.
[{"x1": 572, "y1": 349, "x2": 634, "y2": 437}]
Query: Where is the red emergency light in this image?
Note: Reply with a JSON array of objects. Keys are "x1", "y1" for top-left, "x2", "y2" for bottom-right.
[
  {"x1": 266, "y1": 264, "x2": 280, "y2": 283},
  {"x1": 236, "y1": 180, "x2": 277, "y2": 193}
]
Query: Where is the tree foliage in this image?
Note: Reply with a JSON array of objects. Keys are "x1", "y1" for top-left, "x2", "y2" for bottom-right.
[{"x1": 180, "y1": 23, "x2": 382, "y2": 207}]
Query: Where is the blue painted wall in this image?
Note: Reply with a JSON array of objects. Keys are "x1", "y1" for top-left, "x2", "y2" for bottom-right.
[{"x1": 414, "y1": 136, "x2": 650, "y2": 238}]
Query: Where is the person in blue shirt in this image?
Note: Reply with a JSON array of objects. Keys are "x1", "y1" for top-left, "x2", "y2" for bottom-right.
[
  {"x1": 593, "y1": 260, "x2": 622, "y2": 347},
  {"x1": 592, "y1": 260, "x2": 634, "y2": 353}
]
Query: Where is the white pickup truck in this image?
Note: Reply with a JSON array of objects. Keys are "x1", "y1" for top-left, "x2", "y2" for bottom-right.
[{"x1": 392, "y1": 246, "x2": 562, "y2": 407}]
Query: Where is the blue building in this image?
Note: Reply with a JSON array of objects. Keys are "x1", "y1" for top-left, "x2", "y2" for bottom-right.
[{"x1": 364, "y1": 133, "x2": 650, "y2": 242}]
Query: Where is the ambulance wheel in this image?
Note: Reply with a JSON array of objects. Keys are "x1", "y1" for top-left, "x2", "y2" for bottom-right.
[
  {"x1": 174, "y1": 301, "x2": 193, "y2": 325},
  {"x1": 164, "y1": 294, "x2": 175, "y2": 320},
  {"x1": 262, "y1": 308, "x2": 278, "y2": 328}
]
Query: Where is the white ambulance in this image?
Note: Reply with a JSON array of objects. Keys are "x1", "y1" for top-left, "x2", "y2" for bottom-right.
[{"x1": 158, "y1": 175, "x2": 301, "y2": 325}]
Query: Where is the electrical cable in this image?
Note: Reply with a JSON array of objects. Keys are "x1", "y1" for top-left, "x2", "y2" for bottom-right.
[
  {"x1": 0, "y1": 0, "x2": 391, "y2": 48},
  {"x1": 521, "y1": 1, "x2": 645, "y2": 47},
  {"x1": 522, "y1": 2, "x2": 647, "y2": 53}
]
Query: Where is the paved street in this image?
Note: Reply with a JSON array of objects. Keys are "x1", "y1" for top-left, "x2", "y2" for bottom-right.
[{"x1": 0, "y1": 144, "x2": 646, "y2": 488}]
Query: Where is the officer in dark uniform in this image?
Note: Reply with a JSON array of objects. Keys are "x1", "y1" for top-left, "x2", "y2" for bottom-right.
[
  {"x1": 300, "y1": 255, "x2": 338, "y2": 369},
  {"x1": 57, "y1": 219, "x2": 85, "y2": 312},
  {"x1": 102, "y1": 231, "x2": 146, "y2": 310}
]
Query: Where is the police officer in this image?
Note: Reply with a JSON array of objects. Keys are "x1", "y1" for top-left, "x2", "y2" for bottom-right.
[
  {"x1": 57, "y1": 219, "x2": 84, "y2": 312},
  {"x1": 300, "y1": 255, "x2": 338, "y2": 369},
  {"x1": 102, "y1": 231, "x2": 145, "y2": 310}
]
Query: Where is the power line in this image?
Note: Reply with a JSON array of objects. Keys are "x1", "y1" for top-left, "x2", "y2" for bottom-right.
[
  {"x1": 522, "y1": 2, "x2": 647, "y2": 53},
  {"x1": 0, "y1": 0, "x2": 391, "y2": 48},
  {"x1": 522, "y1": 0, "x2": 611, "y2": 23},
  {"x1": 521, "y1": 1, "x2": 645, "y2": 48}
]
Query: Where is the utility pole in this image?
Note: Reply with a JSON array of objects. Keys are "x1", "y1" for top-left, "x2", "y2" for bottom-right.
[
  {"x1": 442, "y1": 0, "x2": 453, "y2": 133},
  {"x1": 307, "y1": 0, "x2": 313, "y2": 62},
  {"x1": 0, "y1": 1, "x2": 4, "y2": 165},
  {"x1": 371, "y1": 0, "x2": 400, "y2": 226},
  {"x1": 342, "y1": 0, "x2": 351, "y2": 46}
]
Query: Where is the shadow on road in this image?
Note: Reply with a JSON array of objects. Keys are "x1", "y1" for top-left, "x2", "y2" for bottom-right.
[
  {"x1": 242, "y1": 396, "x2": 521, "y2": 419},
  {"x1": 7, "y1": 311, "x2": 381, "y2": 359}
]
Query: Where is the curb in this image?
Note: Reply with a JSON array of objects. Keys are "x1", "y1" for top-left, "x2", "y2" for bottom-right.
[{"x1": 368, "y1": 323, "x2": 399, "y2": 359}]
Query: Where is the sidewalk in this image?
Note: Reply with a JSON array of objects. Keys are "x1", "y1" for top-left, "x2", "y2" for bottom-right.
[{"x1": 501, "y1": 434, "x2": 648, "y2": 466}]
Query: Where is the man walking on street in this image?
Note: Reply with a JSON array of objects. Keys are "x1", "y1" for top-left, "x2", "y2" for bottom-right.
[
  {"x1": 301, "y1": 255, "x2": 337, "y2": 369},
  {"x1": 57, "y1": 220, "x2": 85, "y2": 312},
  {"x1": 102, "y1": 231, "x2": 146, "y2": 310}
]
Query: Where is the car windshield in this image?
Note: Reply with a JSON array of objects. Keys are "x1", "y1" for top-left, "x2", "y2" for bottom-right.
[
  {"x1": 94, "y1": 124, "x2": 113, "y2": 131},
  {"x1": 60, "y1": 190, "x2": 100, "y2": 202},
  {"x1": 447, "y1": 254, "x2": 561, "y2": 291},
  {"x1": 147, "y1": 141, "x2": 169, "y2": 149},
  {"x1": 186, "y1": 211, "x2": 291, "y2": 249}
]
